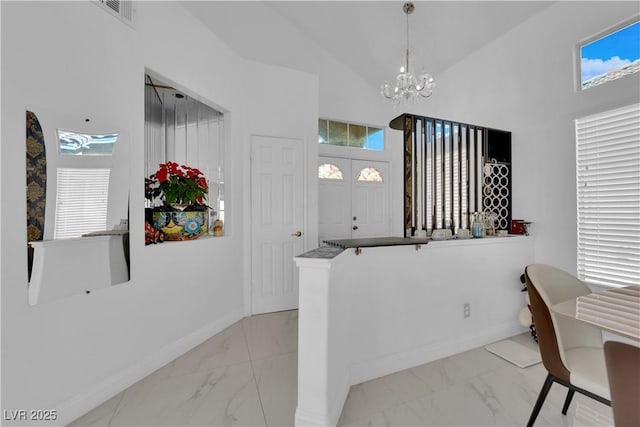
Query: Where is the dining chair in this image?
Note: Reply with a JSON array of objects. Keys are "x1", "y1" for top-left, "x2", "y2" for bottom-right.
[
  {"x1": 604, "y1": 341, "x2": 640, "y2": 427},
  {"x1": 524, "y1": 264, "x2": 611, "y2": 427}
]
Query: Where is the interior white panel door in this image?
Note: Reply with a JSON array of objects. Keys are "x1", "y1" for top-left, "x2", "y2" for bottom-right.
[
  {"x1": 351, "y1": 159, "x2": 390, "y2": 238},
  {"x1": 318, "y1": 156, "x2": 351, "y2": 243},
  {"x1": 251, "y1": 135, "x2": 304, "y2": 314}
]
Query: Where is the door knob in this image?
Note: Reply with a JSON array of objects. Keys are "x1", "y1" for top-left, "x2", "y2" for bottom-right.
[
  {"x1": 352, "y1": 226, "x2": 358, "y2": 230},
  {"x1": 291, "y1": 230, "x2": 302, "y2": 237}
]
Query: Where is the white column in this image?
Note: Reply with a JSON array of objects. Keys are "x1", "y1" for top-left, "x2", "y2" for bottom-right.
[{"x1": 294, "y1": 257, "x2": 335, "y2": 427}]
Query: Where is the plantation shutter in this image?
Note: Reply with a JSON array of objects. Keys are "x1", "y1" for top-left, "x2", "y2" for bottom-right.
[
  {"x1": 54, "y1": 168, "x2": 111, "y2": 239},
  {"x1": 575, "y1": 103, "x2": 640, "y2": 288}
]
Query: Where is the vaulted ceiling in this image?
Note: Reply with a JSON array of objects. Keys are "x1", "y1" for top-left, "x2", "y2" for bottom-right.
[{"x1": 182, "y1": 1, "x2": 554, "y2": 90}]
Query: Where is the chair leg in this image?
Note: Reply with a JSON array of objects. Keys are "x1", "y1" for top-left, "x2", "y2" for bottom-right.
[
  {"x1": 527, "y1": 373, "x2": 555, "y2": 427},
  {"x1": 562, "y1": 388, "x2": 575, "y2": 415}
]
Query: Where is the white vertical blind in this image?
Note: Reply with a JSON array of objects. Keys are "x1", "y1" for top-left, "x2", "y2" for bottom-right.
[
  {"x1": 54, "y1": 168, "x2": 111, "y2": 239},
  {"x1": 576, "y1": 103, "x2": 640, "y2": 288}
]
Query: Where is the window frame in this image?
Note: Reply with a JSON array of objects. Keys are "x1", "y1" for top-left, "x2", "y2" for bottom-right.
[
  {"x1": 576, "y1": 17, "x2": 640, "y2": 92},
  {"x1": 575, "y1": 102, "x2": 640, "y2": 288},
  {"x1": 318, "y1": 118, "x2": 385, "y2": 152}
]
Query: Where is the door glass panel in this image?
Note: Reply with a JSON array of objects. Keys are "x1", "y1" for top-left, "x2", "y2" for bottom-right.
[
  {"x1": 318, "y1": 163, "x2": 343, "y2": 180},
  {"x1": 356, "y1": 167, "x2": 383, "y2": 182}
]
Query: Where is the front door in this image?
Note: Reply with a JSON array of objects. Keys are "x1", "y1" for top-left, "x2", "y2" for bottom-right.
[
  {"x1": 251, "y1": 135, "x2": 304, "y2": 314},
  {"x1": 318, "y1": 157, "x2": 352, "y2": 241},
  {"x1": 318, "y1": 157, "x2": 390, "y2": 242},
  {"x1": 351, "y1": 159, "x2": 390, "y2": 238}
]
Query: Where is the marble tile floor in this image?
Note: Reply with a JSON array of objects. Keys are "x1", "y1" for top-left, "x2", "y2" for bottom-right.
[{"x1": 70, "y1": 310, "x2": 613, "y2": 427}]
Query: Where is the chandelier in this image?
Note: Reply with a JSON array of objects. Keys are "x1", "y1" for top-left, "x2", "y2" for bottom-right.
[{"x1": 380, "y1": 2, "x2": 435, "y2": 105}]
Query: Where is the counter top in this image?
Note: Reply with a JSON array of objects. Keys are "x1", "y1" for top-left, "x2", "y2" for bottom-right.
[
  {"x1": 322, "y1": 236, "x2": 429, "y2": 249},
  {"x1": 295, "y1": 235, "x2": 530, "y2": 259},
  {"x1": 295, "y1": 246, "x2": 345, "y2": 259}
]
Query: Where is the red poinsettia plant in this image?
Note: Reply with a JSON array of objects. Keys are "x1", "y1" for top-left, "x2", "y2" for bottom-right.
[{"x1": 145, "y1": 162, "x2": 208, "y2": 210}]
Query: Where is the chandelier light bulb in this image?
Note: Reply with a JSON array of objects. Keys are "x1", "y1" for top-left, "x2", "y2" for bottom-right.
[{"x1": 380, "y1": 2, "x2": 435, "y2": 106}]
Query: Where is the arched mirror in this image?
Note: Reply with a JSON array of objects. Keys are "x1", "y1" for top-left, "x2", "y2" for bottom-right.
[{"x1": 26, "y1": 108, "x2": 130, "y2": 305}]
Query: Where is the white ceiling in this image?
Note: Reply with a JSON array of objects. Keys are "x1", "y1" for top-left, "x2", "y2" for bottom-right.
[{"x1": 182, "y1": 1, "x2": 554, "y2": 90}]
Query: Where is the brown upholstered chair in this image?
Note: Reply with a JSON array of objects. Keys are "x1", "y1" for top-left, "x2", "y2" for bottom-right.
[
  {"x1": 525, "y1": 264, "x2": 611, "y2": 427},
  {"x1": 604, "y1": 341, "x2": 640, "y2": 427}
]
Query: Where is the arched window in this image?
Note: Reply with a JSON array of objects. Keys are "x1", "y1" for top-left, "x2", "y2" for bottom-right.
[
  {"x1": 356, "y1": 167, "x2": 383, "y2": 182},
  {"x1": 318, "y1": 163, "x2": 343, "y2": 180}
]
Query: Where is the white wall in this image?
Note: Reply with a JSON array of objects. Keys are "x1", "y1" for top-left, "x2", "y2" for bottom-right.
[
  {"x1": 296, "y1": 236, "x2": 535, "y2": 426},
  {"x1": 0, "y1": 1, "x2": 317, "y2": 424},
  {"x1": 412, "y1": 1, "x2": 640, "y2": 273}
]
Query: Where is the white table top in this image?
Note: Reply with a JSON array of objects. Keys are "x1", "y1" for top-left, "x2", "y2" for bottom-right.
[{"x1": 552, "y1": 286, "x2": 640, "y2": 342}]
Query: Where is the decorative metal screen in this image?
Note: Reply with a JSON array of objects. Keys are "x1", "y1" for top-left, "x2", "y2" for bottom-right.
[
  {"x1": 483, "y1": 160, "x2": 510, "y2": 230},
  {"x1": 393, "y1": 114, "x2": 511, "y2": 237}
]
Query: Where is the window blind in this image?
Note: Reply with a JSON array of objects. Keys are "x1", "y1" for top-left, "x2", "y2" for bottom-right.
[
  {"x1": 576, "y1": 103, "x2": 640, "y2": 288},
  {"x1": 54, "y1": 168, "x2": 111, "y2": 239}
]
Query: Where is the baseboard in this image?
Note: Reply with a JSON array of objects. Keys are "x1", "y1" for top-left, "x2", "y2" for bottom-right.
[
  {"x1": 349, "y1": 323, "x2": 526, "y2": 386},
  {"x1": 295, "y1": 407, "x2": 333, "y2": 427},
  {"x1": 55, "y1": 306, "x2": 244, "y2": 426},
  {"x1": 328, "y1": 374, "x2": 352, "y2": 426}
]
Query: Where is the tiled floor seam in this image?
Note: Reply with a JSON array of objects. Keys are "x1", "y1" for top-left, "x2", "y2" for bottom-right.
[
  {"x1": 241, "y1": 317, "x2": 269, "y2": 427},
  {"x1": 105, "y1": 391, "x2": 126, "y2": 427}
]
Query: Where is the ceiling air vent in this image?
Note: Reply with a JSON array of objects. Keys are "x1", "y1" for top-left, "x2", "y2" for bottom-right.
[{"x1": 95, "y1": 0, "x2": 135, "y2": 28}]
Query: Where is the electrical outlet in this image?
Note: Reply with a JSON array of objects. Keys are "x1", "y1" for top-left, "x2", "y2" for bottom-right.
[{"x1": 464, "y1": 303, "x2": 471, "y2": 318}]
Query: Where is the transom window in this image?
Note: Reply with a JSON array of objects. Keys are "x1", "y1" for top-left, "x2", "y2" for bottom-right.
[
  {"x1": 579, "y1": 20, "x2": 640, "y2": 90},
  {"x1": 318, "y1": 119, "x2": 384, "y2": 151}
]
